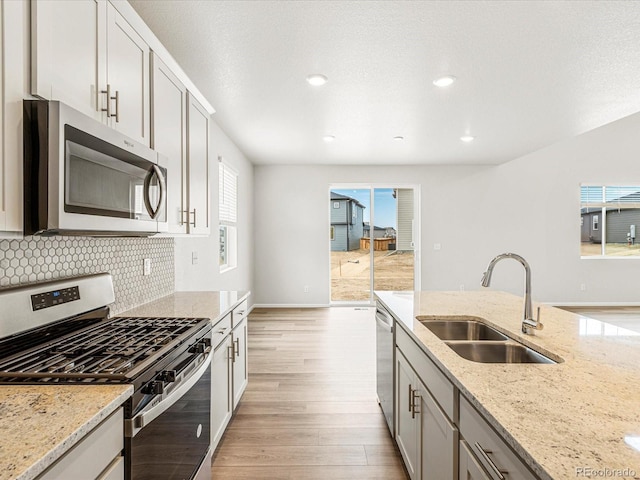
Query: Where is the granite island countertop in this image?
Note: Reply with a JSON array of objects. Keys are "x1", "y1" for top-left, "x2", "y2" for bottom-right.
[
  {"x1": 0, "y1": 385, "x2": 132, "y2": 480},
  {"x1": 375, "y1": 290, "x2": 640, "y2": 480}
]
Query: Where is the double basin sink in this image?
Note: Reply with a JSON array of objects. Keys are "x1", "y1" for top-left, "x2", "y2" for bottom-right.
[{"x1": 417, "y1": 318, "x2": 557, "y2": 364}]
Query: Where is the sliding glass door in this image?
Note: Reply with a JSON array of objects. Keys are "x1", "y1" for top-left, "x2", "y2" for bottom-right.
[{"x1": 330, "y1": 186, "x2": 417, "y2": 304}]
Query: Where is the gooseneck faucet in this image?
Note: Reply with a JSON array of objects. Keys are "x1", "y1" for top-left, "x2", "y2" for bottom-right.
[{"x1": 480, "y1": 253, "x2": 543, "y2": 335}]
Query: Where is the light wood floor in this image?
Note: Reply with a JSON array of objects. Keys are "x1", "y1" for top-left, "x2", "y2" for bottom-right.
[{"x1": 211, "y1": 307, "x2": 408, "y2": 480}]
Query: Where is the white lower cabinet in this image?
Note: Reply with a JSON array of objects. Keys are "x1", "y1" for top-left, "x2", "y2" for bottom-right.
[
  {"x1": 231, "y1": 316, "x2": 248, "y2": 409},
  {"x1": 37, "y1": 408, "x2": 124, "y2": 480},
  {"x1": 396, "y1": 348, "x2": 457, "y2": 480},
  {"x1": 210, "y1": 302, "x2": 249, "y2": 453},
  {"x1": 210, "y1": 322, "x2": 233, "y2": 452}
]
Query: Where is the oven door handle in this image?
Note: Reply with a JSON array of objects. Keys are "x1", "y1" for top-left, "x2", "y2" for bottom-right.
[{"x1": 125, "y1": 346, "x2": 212, "y2": 438}]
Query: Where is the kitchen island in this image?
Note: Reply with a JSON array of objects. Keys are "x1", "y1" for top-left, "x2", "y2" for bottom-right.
[{"x1": 376, "y1": 290, "x2": 640, "y2": 480}]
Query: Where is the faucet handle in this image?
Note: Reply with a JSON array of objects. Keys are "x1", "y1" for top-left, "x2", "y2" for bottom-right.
[
  {"x1": 522, "y1": 307, "x2": 544, "y2": 334},
  {"x1": 535, "y1": 306, "x2": 544, "y2": 330}
]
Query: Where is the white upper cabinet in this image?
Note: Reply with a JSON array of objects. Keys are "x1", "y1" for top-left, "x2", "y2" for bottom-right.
[
  {"x1": 1, "y1": 0, "x2": 26, "y2": 236},
  {"x1": 105, "y1": 2, "x2": 150, "y2": 145},
  {"x1": 31, "y1": 0, "x2": 150, "y2": 146},
  {"x1": 187, "y1": 94, "x2": 211, "y2": 235},
  {"x1": 31, "y1": 0, "x2": 107, "y2": 121},
  {"x1": 151, "y1": 53, "x2": 187, "y2": 234}
]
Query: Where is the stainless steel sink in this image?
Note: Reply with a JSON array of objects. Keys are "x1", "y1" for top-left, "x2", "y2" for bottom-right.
[
  {"x1": 444, "y1": 341, "x2": 557, "y2": 364},
  {"x1": 420, "y1": 320, "x2": 508, "y2": 341}
]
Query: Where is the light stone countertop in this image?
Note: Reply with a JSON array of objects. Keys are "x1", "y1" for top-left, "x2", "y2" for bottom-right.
[
  {"x1": 375, "y1": 290, "x2": 640, "y2": 480},
  {"x1": 1, "y1": 290, "x2": 249, "y2": 480},
  {"x1": 117, "y1": 290, "x2": 250, "y2": 321},
  {"x1": 0, "y1": 385, "x2": 132, "y2": 480}
]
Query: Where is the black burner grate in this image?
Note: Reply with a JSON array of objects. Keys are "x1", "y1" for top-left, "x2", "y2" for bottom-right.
[{"x1": 0, "y1": 316, "x2": 209, "y2": 382}]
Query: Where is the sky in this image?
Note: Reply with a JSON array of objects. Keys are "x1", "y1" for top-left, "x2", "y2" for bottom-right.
[{"x1": 332, "y1": 188, "x2": 396, "y2": 229}]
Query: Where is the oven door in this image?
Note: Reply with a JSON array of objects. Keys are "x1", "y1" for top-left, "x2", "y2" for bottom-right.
[{"x1": 126, "y1": 344, "x2": 212, "y2": 480}]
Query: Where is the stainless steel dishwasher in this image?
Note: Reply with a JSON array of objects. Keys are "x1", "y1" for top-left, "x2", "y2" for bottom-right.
[{"x1": 375, "y1": 302, "x2": 395, "y2": 436}]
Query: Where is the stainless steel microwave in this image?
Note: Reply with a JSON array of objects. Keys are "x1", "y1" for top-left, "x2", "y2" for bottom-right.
[{"x1": 23, "y1": 100, "x2": 168, "y2": 236}]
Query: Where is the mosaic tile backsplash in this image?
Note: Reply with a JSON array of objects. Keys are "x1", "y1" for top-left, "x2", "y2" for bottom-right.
[{"x1": 0, "y1": 236, "x2": 175, "y2": 314}]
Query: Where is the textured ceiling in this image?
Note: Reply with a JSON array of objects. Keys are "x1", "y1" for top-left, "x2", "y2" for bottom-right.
[{"x1": 130, "y1": 0, "x2": 640, "y2": 165}]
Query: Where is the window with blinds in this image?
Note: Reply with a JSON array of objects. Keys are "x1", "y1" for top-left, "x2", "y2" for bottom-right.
[
  {"x1": 580, "y1": 185, "x2": 640, "y2": 257},
  {"x1": 219, "y1": 161, "x2": 238, "y2": 270}
]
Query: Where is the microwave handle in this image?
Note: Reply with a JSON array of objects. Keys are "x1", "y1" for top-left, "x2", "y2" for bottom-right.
[{"x1": 143, "y1": 164, "x2": 166, "y2": 220}]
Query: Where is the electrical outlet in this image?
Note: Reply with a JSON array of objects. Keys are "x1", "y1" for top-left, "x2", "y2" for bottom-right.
[
  {"x1": 459, "y1": 284, "x2": 465, "y2": 291},
  {"x1": 434, "y1": 243, "x2": 441, "y2": 251},
  {"x1": 143, "y1": 258, "x2": 151, "y2": 276},
  {"x1": 192, "y1": 251, "x2": 198, "y2": 265},
  {"x1": 304, "y1": 285, "x2": 310, "y2": 293},
  {"x1": 580, "y1": 283, "x2": 587, "y2": 291}
]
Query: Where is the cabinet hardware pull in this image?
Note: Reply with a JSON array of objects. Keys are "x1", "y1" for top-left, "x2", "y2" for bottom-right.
[
  {"x1": 227, "y1": 345, "x2": 234, "y2": 361},
  {"x1": 113, "y1": 90, "x2": 120, "y2": 123},
  {"x1": 189, "y1": 209, "x2": 197, "y2": 227},
  {"x1": 234, "y1": 338, "x2": 240, "y2": 357},
  {"x1": 474, "y1": 442, "x2": 507, "y2": 480},
  {"x1": 411, "y1": 389, "x2": 420, "y2": 419},
  {"x1": 408, "y1": 384, "x2": 413, "y2": 412},
  {"x1": 101, "y1": 84, "x2": 112, "y2": 117},
  {"x1": 179, "y1": 210, "x2": 187, "y2": 226}
]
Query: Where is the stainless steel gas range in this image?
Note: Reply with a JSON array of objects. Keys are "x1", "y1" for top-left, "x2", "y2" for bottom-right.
[{"x1": 0, "y1": 273, "x2": 212, "y2": 480}]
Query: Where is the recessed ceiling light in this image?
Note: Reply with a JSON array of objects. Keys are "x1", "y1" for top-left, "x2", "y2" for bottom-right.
[
  {"x1": 306, "y1": 74, "x2": 328, "y2": 86},
  {"x1": 460, "y1": 135, "x2": 475, "y2": 143},
  {"x1": 433, "y1": 75, "x2": 456, "y2": 87},
  {"x1": 393, "y1": 136, "x2": 404, "y2": 141},
  {"x1": 323, "y1": 135, "x2": 335, "y2": 143}
]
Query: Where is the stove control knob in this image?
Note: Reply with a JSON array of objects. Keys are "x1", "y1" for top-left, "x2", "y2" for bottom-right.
[
  {"x1": 143, "y1": 381, "x2": 164, "y2": 395},
  {"x1": 160, "y1": 370, "x2": 177, "y2": 382}
]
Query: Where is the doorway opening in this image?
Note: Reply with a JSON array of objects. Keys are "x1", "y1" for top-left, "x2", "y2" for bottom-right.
[{"x1": 329, "y1": 186, "x2": 418, "y2": 304}]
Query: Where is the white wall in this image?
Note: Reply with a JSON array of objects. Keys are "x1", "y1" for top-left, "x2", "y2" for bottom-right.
[
  {"x1": 174, "y1": 120, "x2": 254, "y2": 297},
  {"x1": 253, "y1": 110, "x2": 640, "y2": 306}
]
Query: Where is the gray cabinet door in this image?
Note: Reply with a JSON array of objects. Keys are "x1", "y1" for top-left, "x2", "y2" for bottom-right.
[
  {"x1": 418, "y1": 377, "x2": 458, "y2": 479},
  {"x1": 459, "y1": 440, "x2": 492, "y2": 480},
  {"x1": 396, "y1": 349, "x2": 419, "y2": 480}
]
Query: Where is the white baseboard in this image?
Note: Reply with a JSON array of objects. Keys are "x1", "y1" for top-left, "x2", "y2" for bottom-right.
[{"x1": 251, "y1": 303, "x2": 331, "y2": 309}]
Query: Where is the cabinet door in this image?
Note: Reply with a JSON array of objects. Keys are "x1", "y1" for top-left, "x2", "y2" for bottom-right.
[
  {"x1": 31, "y1": 0, "x2": 107, "y2": 121},
  {"x1": 418, "y1": 377, "x2": 458, "y2": 479},
  {"x1": 232, "y1": 317, "x2": 248, "y2": 409},
  {"x1": 211, "y1": 335, "x2": 233, "y2": 452},
  {"x1": 1, "y1": 0, "x2": 25, "y2": 235},
  {"x1": 151, "y1": 53, "x2": 187, "y2": 233},
  {"x1": 186, "y1": 93, "x2": 211, "y2": 235},
  {"x1": 459, "y1": 440, "x2": 491, "y2": 480},
  {"x1": 396, "y1": 350, "x2": 419, "y2": 480},
  {"x1": 106, "y1": 2, "x2": 150, "y2": 145}
]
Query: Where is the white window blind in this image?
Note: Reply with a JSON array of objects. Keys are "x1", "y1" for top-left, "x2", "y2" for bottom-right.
[{"x1": 219, "y1": 163, "x2": 237, "y2": 223}]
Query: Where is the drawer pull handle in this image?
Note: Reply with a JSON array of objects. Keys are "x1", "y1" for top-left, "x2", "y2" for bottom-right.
[
  {"x1": 474, "y1": 442, "x2": 507, "y2": 480},
  {"x1": 408, "y1": 384, "x2": 413, "y2": 412},
  {"x1": 234, "y1": 338, "x2": 240, "y2": 358}
]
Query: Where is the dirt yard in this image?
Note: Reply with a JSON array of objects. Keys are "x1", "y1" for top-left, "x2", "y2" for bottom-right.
[
  {"x1": 331, "y1": 249, "x2": 414, "y2": 301},
  {"x1": 581, "y1": 242, "x2": 640, "y2": 256}
]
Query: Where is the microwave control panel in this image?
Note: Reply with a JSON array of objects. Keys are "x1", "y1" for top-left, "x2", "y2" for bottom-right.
[{"x1": 31, "y1": 286, "x2": 81, "y2": 311}]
